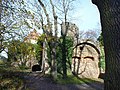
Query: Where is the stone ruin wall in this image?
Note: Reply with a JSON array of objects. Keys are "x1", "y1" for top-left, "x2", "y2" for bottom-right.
[{"x1": 72, "y1": 42, "x2": 100, "y2": 78}]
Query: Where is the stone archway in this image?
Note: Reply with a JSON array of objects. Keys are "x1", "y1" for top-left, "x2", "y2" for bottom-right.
[{"x1": 72, "y1": 41, "x2": 101, "y2": 78}]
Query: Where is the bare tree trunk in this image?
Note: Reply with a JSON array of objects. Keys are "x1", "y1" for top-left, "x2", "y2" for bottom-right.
[
  {"x1": 49, "y1": 0, "x2": 58, "y2": 79},
  {"x1": 76, "y1": 45, "x2": 84, "y2": 75},
  {"x1": 38, "y1": 0, "x2": 52, "y2": 35},
  {"x1": 42, "y1": 41, "x2": 45, "y2": 72},
  {"x1": 38, "y1": 0, "x2": 58, "y2": 79},
  {"x1": 92, "y1": 0, "x2": 120, "y2": 89},
  {"x1": 0, "y1": 0, "x2": 2, "y2": 22}
]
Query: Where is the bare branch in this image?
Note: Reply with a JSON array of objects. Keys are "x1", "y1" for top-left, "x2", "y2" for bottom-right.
[
  {"x1": 49, "y1": 0, "x2": 58, "y2": 37},
  {"x1": 38, "y1": 0, "x2": 52, "y2": 35}
]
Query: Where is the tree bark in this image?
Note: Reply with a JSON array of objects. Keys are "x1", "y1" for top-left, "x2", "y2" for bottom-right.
[
  {"x1": 0, "y1": 0, "x2": 2, "y2": 52},
  {"x1": 49, "y1": 0, "x2": 58, "y2": 79},
  {"x1": 38, "y1": 0, "x2": 52, "y2": 35},
  {"x1": 0, "y1": 0, "x2": 2, "y2": 22},
  {"x1": 38, "y1": 0, "x2": 58, "y2": 79},
  {"x1": 92, "y1": 0, "x2": 120, "y2": 89}
]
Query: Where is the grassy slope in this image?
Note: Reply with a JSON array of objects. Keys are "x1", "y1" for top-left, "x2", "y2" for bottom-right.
[
  {"x1": 56, "y1": 74, "x2": 103, "y2": 85},
  {"x1": 0, "y1": 63, "x2": 103, "y2": 89},
  {"x1": 0, "y1": 64, "x2": 24, "y2": 90}
]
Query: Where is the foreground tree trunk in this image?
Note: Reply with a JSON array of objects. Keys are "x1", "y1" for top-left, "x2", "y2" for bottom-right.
[
  {"x1": 0, "y1": 0, "x2": 2, "y2": 22},
  {"x1": 38, "y1": 0, "x2": 57, "y2": 79},
  {"x1": 0, "y1": 0, "x2": 3, "y2": 52},
  {"x1": 92, "y1": 0, "x2": 120, "y2": 89}
]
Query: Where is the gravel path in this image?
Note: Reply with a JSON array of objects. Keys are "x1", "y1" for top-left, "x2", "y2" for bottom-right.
[{"x1": 23, "y1": 72, "x2": 104, "y2": 90}]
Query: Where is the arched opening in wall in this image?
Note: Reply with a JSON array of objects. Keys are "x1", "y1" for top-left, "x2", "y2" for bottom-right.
[{"x1": 72, "y1": 41, "x2": 101, "y2": 78}]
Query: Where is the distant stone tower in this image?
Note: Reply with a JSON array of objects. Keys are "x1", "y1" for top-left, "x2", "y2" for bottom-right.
[{"x1": 61, "y1": 22, "x2": 79, "y2": 39}]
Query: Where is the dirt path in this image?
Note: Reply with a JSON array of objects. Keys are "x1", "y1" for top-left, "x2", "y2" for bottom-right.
[{"x1": 23, "y1": 72, "x2": 104, "y2": 90}]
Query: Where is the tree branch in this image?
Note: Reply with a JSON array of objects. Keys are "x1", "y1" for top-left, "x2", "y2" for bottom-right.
[
  {"x1": 49, "y1": 0, "x2": 58, "y2": 37},
  {"x1": 38, "y1": 0, "x2": 52, "y2": 35}
]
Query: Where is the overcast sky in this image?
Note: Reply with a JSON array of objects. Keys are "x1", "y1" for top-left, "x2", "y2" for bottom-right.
[{"x1": 71, "y1": 0, "x2": 101, "y2": 32}]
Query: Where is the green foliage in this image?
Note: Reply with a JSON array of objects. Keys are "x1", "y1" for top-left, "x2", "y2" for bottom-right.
[
  {"x1": 99, "y1": 55, "x2": 105, "y2": 71},
  {"x1": 97, "y1": 33, "x2": 104, "y2": 46},
  {"x1": 56, "y1": 74, "x2": 99, "y2": 84},
  {"x1": 0, "y1": 77, "x2": 23, "y2": 90},
  {"x1": 35, "y1": 34, "x2": 45, "y2": 65},
  {"x1": 52, "y1": 36, "x2": 74, "y2": 75},
  {"x1": 36, "y1": 34, "x2": 74, "y2": 76},
  {"x1": 0, "y1": 60, "x2": 4, "y2": 64},
  {"x1": 0, "y1": 56, "x2": 7, "y2": 64},
  {"x1": 37, "y1": 34, "x2": 46, "y2": 42},
  {"x1": 19, "y1": 65, "x2": 30, "y2": 70},
  {"x1": 98, "y1": 33, "x2": 105, "y2": 71},
  {"x1": 35, "y1": 43, "x2": 42, "y2": 62},
  {"x1": 7, "y1": 40, "x2": 35, "y2": 65},
  {"x1": 0, "y1": 63, "x2": 20, "y2": 73},
  {"x1": 56, "y1": 75, "x2": 83, "y2": 84},
  {"x1": 0, "y1": 65, "x2": 24, "y2": 90},
  {"x1": 36, "y1": 34, "x2": 57, "y2": 65}
]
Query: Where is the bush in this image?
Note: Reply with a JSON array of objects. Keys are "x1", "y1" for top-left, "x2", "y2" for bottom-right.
[
  {"x1": 0, "y1": 76, "x2": 24, "y2": 90},
  {"x1": 0, "y1": 60, "x2": 4, "y2": 64},
  {"x1": 19, "y1": 65, "x2": 29, "y2": 70}
]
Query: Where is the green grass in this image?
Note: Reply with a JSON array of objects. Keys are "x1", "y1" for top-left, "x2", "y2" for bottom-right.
[
  {"x1": 0, "y1": 64, "x2": 19, "y2": 72},
  {"x1": 19, "y1": 65, "x2": 30, "y2": 71},
  {"x1": 0, "y1": 64, "x2": 24, "y2": 90},
  {"x1": 0, "y1": 76, "x2": 24, "y2": 90},
  {"x1": 0, "y1": 63, "x2": 103, "y2": 89},
  {"x1": 0, "y1": 62, "x2": 30, "y2": 72},
  {"x1": 43, "y1": 71, "x2": 103, "y2": 85},
  {"x1": 56, "y1": 75, "x2": 96, "y2": 84}
]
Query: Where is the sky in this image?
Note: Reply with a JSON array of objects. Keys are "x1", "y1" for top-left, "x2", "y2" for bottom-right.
[
  {"x1": 71, "y1": 0, "x2": 101, "y2": 32},
  {"x1": 24, "y1": 0, "x2": 101, "y2": 34},
  {"x1": 0, "y1": 0, "x2": 101, "y2": 58}
]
